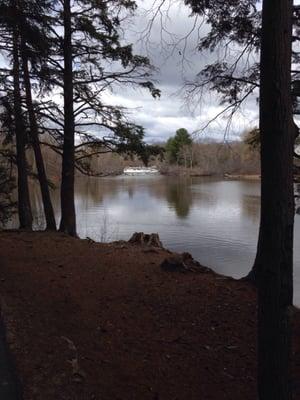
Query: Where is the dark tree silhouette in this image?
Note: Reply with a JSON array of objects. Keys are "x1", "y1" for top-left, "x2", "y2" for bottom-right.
[
  {"x1": 18, "y1": 2, "x2": 57, "y2": 230},
  {"x1": 146, "y1": 0, "x2": 296, "y2": 397},
  {"x1": 38, "y1": 0, "x2": 160, "y2": 236},
  {"x1": 0, "y1": 0, "x2": 57, "y2": 230},
  {"x1": 12, "y1": 17, "x2": 33, "y2": 229},
  {"x1": 59, "y1": 0, "x2": 76, "y2": 236},
  {"x1": 256, "y1": 1, "x2": 294, "y2": 398},
  {"x1": 1, "y1": 0, "x2": 160, "y2": 234}
]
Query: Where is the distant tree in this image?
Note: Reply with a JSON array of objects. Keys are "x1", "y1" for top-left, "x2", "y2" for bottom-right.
[
  {"x1": 136, "y1": 144, "x2": 164, "y2": 167},
  {"x1": 166, "y1": 128, "x2": 192, "y2": 164},
  {"x1": 244, "y1": 127, "x2": 300, "y2": 174},
  {"x1": 243, "y1": 128, "x2": 260, "y2": 151},
  {"x1": 165, "y1": 137, "x2": 177, "y2": 164}
]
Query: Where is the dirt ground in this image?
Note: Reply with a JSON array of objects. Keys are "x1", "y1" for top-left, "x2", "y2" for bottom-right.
[{"x1": 0, "y1": 230, "x2": 299, "y2": 400}]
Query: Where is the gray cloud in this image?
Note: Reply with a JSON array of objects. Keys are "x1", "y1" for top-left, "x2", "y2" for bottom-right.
[{"x1": 105, "y1": 0, "x2": 260, "y2": 143}]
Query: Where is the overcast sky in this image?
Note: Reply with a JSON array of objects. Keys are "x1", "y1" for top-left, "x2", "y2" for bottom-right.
[{"x1": 103, "y1": 0, "x2": 260, "y2": 143}]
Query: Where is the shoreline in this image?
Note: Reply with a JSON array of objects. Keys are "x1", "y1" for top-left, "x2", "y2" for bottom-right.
[
  {"x1": 119, "y1": 169, "x2": 261, "y2": 180},
  {"x1": 223, "y1": 173, "x2": 261, "y2": 181},
  {"x1": 0, "y1": 230, "x2": 299, "y2": 399}
]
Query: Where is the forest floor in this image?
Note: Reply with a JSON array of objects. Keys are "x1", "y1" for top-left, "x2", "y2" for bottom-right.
[{"x1": 0, "y1": 230, "x2": 299, "y2": 400}]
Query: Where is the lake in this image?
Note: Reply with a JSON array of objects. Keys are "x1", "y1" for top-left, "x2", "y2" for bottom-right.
[{"x1": 27, "y1": 175, "x2": 300, "y2": 305}]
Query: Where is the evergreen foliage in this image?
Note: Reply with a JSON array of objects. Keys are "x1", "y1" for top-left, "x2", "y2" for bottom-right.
[
  {"x1": 166, "y1": 128, "x2": 192, "y2": 164},
  {"x1": 37, "y1": 0, "x2": 161, "y2": 171},
  {"x1": 0, "y1": 0, "x2": 161, "y2": 233}
]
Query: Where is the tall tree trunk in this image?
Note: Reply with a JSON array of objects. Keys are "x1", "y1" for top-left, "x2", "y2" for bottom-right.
[
  {"x1": 12, "y1": 26, "x2": 32, "y2": 229},
  {"x1": 256, "y1": 0, "x2": 294, "y2": 398},
  {"x1": 20, "y1": 38, "x2": 56, "y2": 231},
  {"x1": 59, "y1": 0, "x2": 76, "y2": 236}
]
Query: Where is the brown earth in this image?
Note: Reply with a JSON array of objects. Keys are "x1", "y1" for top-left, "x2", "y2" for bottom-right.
[{"x1": 0, "y1": 231, "x2": 299, "y2": 400}]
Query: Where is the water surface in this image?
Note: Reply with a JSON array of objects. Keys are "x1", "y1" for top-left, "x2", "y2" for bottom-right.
[{"x1": 28, "y1": 175, "x2": 300, "y2": 306}]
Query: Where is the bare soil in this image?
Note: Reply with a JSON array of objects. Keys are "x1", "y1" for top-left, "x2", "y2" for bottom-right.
[{"x1": 0, "y1": 231, "x2": 299, "y2": 400}]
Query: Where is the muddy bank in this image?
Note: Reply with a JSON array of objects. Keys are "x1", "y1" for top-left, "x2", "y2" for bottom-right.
[
  {"x1": 223, "y1": 173, "x2": 260, "y2": 181},
  {"x1": 0, "y1": 231, "x2": 299, "y2": 399}
]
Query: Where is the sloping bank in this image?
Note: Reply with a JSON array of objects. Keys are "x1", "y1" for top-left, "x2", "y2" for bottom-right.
[{"x1": 0, "y1": 230, "x2": 299, "y2": 400}]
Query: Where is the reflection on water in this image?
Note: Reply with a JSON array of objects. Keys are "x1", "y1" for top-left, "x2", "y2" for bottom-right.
[
  {"x1": 165, "y1": 180, "x2": 193, "y2": 218},
  {"x1": 9, "y1": 175, "x2": 300, "y2": 306}
]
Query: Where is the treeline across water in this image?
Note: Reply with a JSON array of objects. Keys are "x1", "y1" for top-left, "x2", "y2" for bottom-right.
[
  {"x1": 159, "y1": 139, "x2": 260, "y2": 176},
  {"x1": 26, "y1": 135, "x2": 261, "y2": 179},
  {"x1": 11, "y1": 131, "x2": 259, "y2": 182},
  {"x1": 86, "y1": 135, "x2": 261, "y2": 177}
]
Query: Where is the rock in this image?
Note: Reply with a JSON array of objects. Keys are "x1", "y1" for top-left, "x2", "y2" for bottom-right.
[
  {"x1": 160, "y1": 252, "x2": 212, "y2": 273},
  {"x1": 160, "y1": 255, "x2": 186, "y2": 272},
  {"x1": 129, "y1": 232, "x2": 163, "y2": 248}
]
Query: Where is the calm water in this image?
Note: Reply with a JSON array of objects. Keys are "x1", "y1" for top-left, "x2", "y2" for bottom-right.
[{"x1": 27, "y1": 175, "x2": 300, "y2": 305}]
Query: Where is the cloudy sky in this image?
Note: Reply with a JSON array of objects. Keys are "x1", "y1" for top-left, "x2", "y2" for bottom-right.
[{"x1": 103, "y1": 0, "x2": 260, "y2": 143}]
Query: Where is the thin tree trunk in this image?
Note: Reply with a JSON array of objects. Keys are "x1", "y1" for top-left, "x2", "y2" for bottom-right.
[
  {"x1": 59, "y1": 0, "x2": 76, "y2": 236},
  {"x1": 12, "y1": 26, "x2": 32, "y2": 229},
  {"x1": 256, "y1": 0, "x2": 294, "y2": 398},
  {"x1": 20, "y1": 38, "x2": 56, "y2": 231}
]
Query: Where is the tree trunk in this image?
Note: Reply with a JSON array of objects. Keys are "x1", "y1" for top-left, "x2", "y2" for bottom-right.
[
  {"x1": 256, "y1": 0, "x2": 294, "y2": 398},
  {"x1": 59, "y1": 0, "x2": 76, "y2": 236},
  {"x1": 12, "y1": 26, "x2": 32, "y2": 230},
  {"x1": 20, "y1": 38, "x2": 56, "y2": 231}
]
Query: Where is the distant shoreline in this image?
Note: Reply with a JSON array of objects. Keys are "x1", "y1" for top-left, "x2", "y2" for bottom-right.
[{"x1": 224, "y1": 173, "x2": 261, "y2": 181}]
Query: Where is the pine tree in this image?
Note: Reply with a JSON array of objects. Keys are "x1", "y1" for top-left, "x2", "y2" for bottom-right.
[
  {"x1": 12, "y1": 7, "x2": 33, "y2": 229},
  {"x1": 18, "y1": 0, "x2": 57, "y2": 230},
  {"x1": 39, "y1": 0, "x2": 160, "y2": 236},
  {"x1": 256, "y1": 1, "x2": 294, "y2": 397},
  {"x1": 0, "y1": 0, "x2": 57, "y2": 230}
]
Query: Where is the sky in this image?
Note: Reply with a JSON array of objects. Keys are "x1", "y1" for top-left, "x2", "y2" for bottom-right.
[{"x1": 103, "y1": 0, "x2": 261, "y2": 143}]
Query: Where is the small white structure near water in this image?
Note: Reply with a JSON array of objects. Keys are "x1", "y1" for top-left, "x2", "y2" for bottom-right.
[{"x1": 123, "y1": 166, "x2": 159, "y2": 175}]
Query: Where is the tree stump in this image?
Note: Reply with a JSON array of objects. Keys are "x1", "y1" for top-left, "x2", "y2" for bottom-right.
[{"x1": 128, "y1": 232, "x2": 163, "y2": 248}]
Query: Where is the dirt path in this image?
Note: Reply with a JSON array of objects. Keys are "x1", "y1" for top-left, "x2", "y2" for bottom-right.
[{"x1": 0, "y1": 231, "x2": 299, "y2": 399}]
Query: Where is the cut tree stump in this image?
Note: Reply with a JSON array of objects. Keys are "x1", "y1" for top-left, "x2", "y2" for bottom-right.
[{"x1": 129, "y1": 232, "x2": 163, "y2": 248}]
